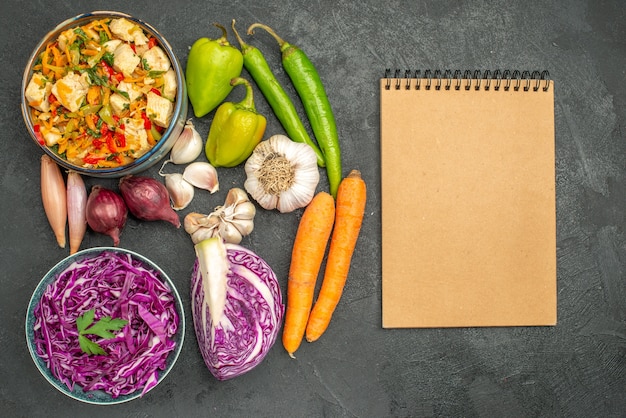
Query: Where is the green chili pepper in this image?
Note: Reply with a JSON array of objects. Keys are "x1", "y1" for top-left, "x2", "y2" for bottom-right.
[
  {"x1": 231, "y1": 20, "x2": 325, "y2": 168},
  {"x1": 98, "y1": 104, "x2": 116, "y2": 126},
  {"x1": 248, "y1": 23, "x2": 342, "y2": 198},
  {"x1": 186, "y1": 23, "x2": 243, "y2": 118},
  {"x1": 205, "y1": 77, "x2": 267, "y2": 167}
]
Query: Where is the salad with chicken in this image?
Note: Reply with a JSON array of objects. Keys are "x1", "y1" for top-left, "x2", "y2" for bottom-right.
[{"x1": 25, "y1": 17, "x2": 177, "y2": 168}]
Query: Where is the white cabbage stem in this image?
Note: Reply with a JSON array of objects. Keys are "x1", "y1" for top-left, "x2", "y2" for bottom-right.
[{"x1": 194, "y1": 237, "x2": 229, "y2": 346}]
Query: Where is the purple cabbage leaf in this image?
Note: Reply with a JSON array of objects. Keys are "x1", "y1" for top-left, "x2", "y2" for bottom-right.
[{"x1": 191, "y1": 237, "x2": 284, "y2": 380}]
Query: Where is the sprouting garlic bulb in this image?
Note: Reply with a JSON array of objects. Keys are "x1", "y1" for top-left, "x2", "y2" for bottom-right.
[
  {"x1": 244, "y1": 134, "x2": 320, "y2": 213},
  {"x1": 183, "y1": 187, "x2": 256, "y2": 244},
  {"x1": 168, "y1": 119, "x2": 203, "y2": 164}
]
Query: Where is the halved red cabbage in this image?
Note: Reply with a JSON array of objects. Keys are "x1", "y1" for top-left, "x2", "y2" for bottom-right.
[
  {"x1": 191, "y1": 239, "x2": 284, "y2": 380},
  {"x1": 32, "y1": 250, "x2": 180, "y2": 398}
]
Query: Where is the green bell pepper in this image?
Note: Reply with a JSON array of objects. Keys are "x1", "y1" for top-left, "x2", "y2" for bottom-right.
[
  {"x1": 185, "y1": 24, "x2": 243, "y2": 118},
  {"x1": 205, "y1": 77, "x2": 267, "y2": 167}
]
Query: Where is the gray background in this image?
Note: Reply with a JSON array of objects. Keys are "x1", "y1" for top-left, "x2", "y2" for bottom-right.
[{"x1": 1, "y1": 0, "x2": 624, "y2": 417}]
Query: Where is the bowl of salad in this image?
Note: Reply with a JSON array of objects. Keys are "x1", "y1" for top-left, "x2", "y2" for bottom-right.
[
  {"x1": 25, "y1": 247, "x2": 185, "y2": 404},
  {"x1": 21, "y1": 11, "x2": 188, "y2": 178}
]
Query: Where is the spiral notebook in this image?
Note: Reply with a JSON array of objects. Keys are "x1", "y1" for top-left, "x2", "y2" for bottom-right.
[{"x1": 380, "y1": 69, "x2": 556, "y2": 328}]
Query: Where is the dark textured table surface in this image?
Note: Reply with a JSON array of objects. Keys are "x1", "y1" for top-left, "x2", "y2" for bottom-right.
[{"x1": 1, "y1": 1, "x2": 624, "y2": 417}]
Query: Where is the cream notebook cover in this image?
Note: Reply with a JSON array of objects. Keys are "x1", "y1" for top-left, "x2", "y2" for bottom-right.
[{"x1": 380, "y1": 70, "x2": 556, "y2": 328}]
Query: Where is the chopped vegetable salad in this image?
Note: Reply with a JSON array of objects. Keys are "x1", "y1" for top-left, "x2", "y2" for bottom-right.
[{"x1": 25, "y1": 17, "x2": 177, "y2": 169}]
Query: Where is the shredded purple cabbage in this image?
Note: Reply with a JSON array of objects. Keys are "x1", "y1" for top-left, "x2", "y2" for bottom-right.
[
  {"x1": 32, "y1": 250, "x2": 180, "y2": 398},
  {"x1": 191, "y1": 243, "x2": 284, "y2": 380}
]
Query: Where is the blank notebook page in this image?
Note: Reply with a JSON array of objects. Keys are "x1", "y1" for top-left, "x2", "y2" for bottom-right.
[{"x1": 380, "y1": 74, "x2": 556, "y2": 328}]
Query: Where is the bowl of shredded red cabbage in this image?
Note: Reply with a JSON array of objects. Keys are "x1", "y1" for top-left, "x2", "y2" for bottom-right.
[{"x1": 25, "y1": 247, "x2": 184, "y2": 404}]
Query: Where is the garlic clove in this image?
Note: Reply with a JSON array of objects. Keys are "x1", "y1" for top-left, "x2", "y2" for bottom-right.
[
  {"x1": 218, "y1": 221, "x2": 243, "y2": 244},
  {"x1": 230, "y1": 218, "x2": 254, "y2": 236},
  {"x1": 184, "y1": 212, "x2": 219, "y2": 234},
  {"x1": 277, "y1": 180, "x2": 317, "y2": 214},
  {"x1": 224, "y1": 187, "x2": 250, "y2": 207},
  {"x1": 183, "y1": 161, "x2": 219, "y2": 193},
  {"x1": 164, "y1": 173, "x2": 195, "y2": 210},
  {"x1": 169, "y1": 119, "x2": 203, "y2": 164},
  {"x1": 191, "y1": 226, "x2": 220, "y2": 245},
  {"x1": 251, "y1": 189, "x2": 279, "y2": 212},
  {"x1": 231, "y1": 201, "x2": 256, "y2": 220},
  {"x1": 244, "y1": 172, "x2": 278, "y2": 211},
  {"x1": 184, "y1": 212, "x2": 207, "y2": 234}
]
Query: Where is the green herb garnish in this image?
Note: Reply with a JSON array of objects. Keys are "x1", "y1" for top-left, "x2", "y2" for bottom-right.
[
  {"x1": 86, "y1": 128, "x2": 102, "y2": 138},
  {"x1": 99, "y1": 30, "x2": 110, "y2": 45},
  {"x1": 111, "y1": 86, "x2": 130, "y2": 100},
  {"x1": 82, "y1": 66, "x2": 109, "y2": 86},
  {"x1": 72, "y1": 28, "x2": 88, "y2": 48},
  {"x1": 147, "y1": 70, "x2": 165, "y2": 78},
  {"x1": 76, "y1": 309, "x2": 128, "y2": 356},
  {"x1": 102, "y1": 51, "x2": 115, "y2": 67}
]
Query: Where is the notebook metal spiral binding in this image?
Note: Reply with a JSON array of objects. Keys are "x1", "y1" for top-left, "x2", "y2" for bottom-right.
[{"x1": 383, "y1": 68, "x2": 551, "y2": 92}]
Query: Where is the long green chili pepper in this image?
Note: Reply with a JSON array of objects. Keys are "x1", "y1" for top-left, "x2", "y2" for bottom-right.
[
  {"x1": 248, "y1": 23, "x2": 342, "y2": 198},
  {"x1": 231, "y1": 20, "x2": 325, "y2": 168}
]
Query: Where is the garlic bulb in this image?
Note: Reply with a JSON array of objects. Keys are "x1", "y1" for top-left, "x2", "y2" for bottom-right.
[
  {"x1": 183, "y1": 188, "x2": 256, "y2": 244},
  {"x1": 168, "y1": 119, "x2": 203, "y2": 164},
  {"x1": 244, "y1": 134, "x2": 320, "y2": 213}
]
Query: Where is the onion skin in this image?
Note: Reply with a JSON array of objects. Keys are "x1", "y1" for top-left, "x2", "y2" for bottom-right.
[
  {"x1": 119, "y1": 175, "x2": 181, "y2": 228},
  {"x1": 86, "y1": 186, "x2": 128, "y2": 246},
  {"x1": 66, "y1": 171, "x2": 87, "y2": 254},
  {"x1": 41, "y1": 155, "x2": 67, "y2": 248}
]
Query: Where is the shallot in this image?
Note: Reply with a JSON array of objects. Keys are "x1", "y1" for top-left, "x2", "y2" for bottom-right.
[
  {"x1": 41, "y1": 155, "x2": 67, "y2": 248},
  {"x1": 119, "y1": 175, "x2": 180, "y2": 228},
  {"x1": 86, "y1": 186, "x2": 128, "y2": 246},
  {"x1": 66, "y1": 171, "x2": 87, "y2": 254}
]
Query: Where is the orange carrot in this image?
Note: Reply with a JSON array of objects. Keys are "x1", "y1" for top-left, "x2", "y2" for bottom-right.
[
  {"x1": 282, "y1": 191, "x2": 335, "y2": 357},
  {"x1": 86, "y1": 85, "x2": 101, "y2": 105},
  {"x1": 306, "y1": 170, "x2": 367, "y2": 342}
]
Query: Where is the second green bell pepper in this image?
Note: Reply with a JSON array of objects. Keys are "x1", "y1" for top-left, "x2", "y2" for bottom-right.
[{"x1": 205, "y1": 77, "x2": 267, "y2": 167}]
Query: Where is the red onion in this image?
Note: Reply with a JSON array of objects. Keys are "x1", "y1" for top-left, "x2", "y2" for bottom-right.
[
  {"x1": 86, "y1": 185, "x2": 128, "y2": 246},
  {"x1": 119, "y1": 175, "x2": 180, "y2": 228}
]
